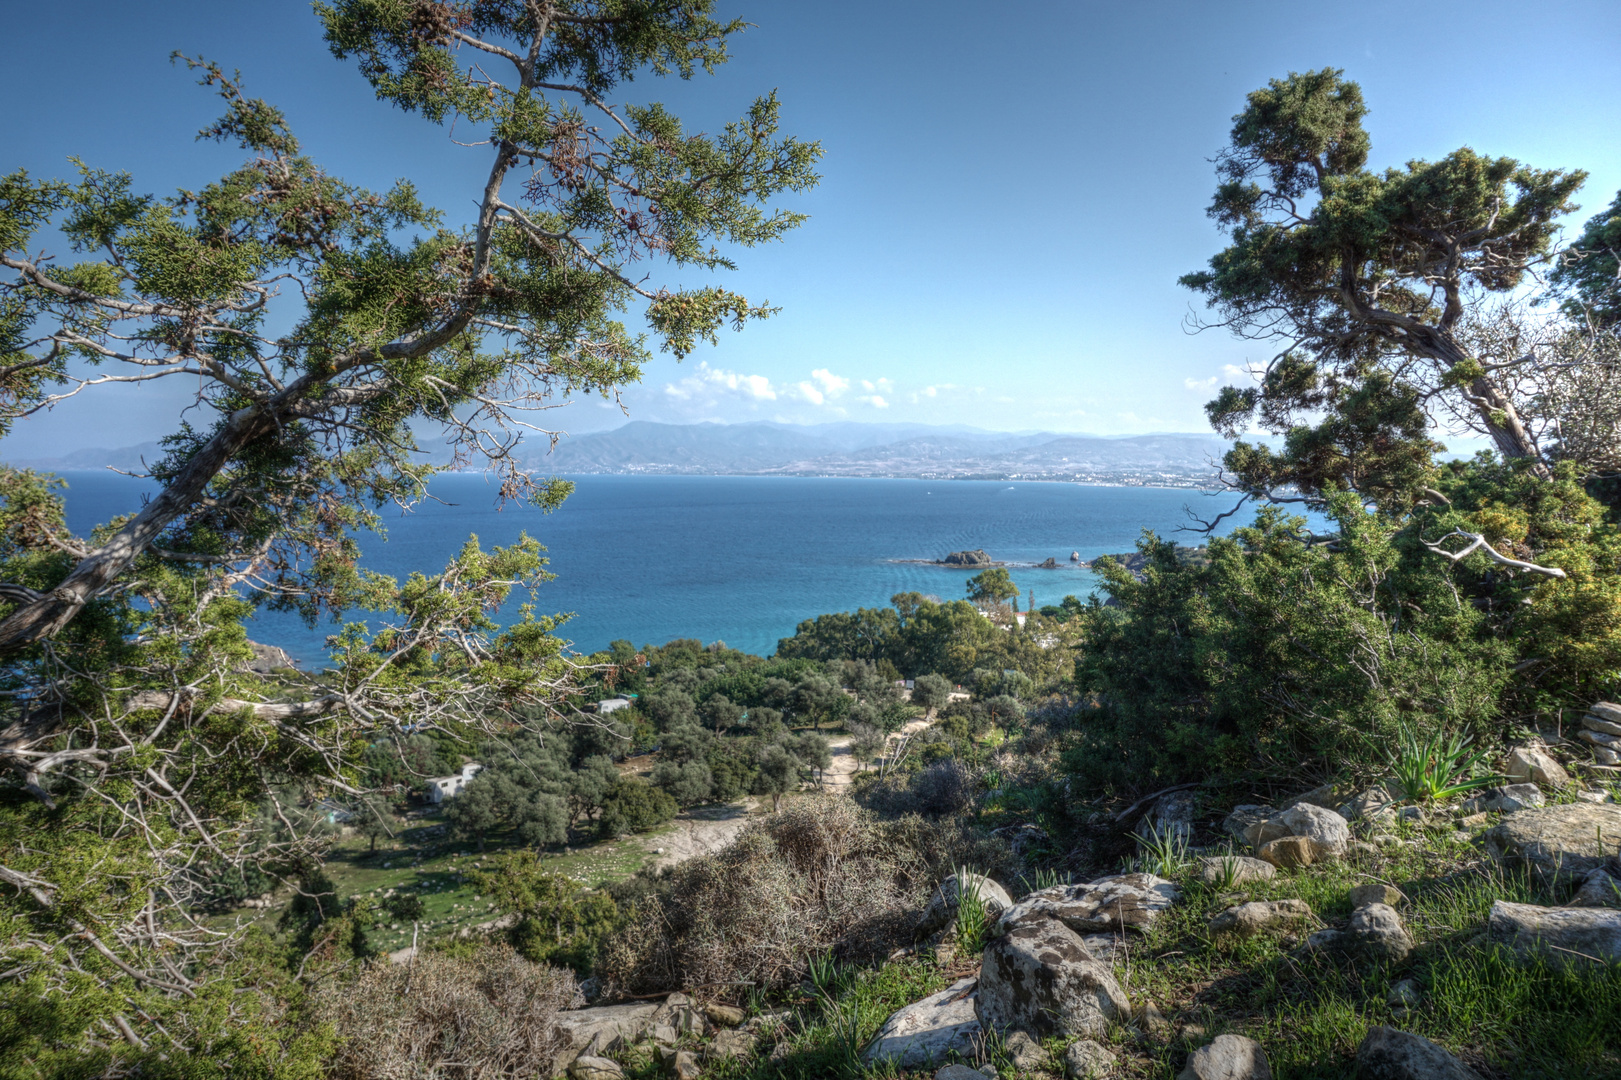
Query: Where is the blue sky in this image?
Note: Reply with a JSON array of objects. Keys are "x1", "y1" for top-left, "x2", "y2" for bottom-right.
[{"x1": 4, "y1": 0, "x2": 1619, "y2": 457}]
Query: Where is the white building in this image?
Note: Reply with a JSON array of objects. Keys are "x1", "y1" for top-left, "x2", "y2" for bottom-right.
[
  {"x1": 425, "y1": 762, "x2": 483, "y2": 803},
  {"x1": 596, "y1": 697, "x2": 633, "y2": 715}
]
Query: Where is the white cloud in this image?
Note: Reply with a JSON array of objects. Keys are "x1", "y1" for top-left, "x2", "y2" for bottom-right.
[
  {"x1": 810, "y1": 369, "x2": 849, "y2": 397},
  {"x1": 663, "y1": 361, "x2": 779, "y2": 402},
  {"x1": 860, "y1": 394, "x2": 890, "y2": 408},
  {"x1": 793, "y1": 380, "x2": 826, "y2": 405},
  {"x1": 1184, "y1": 375, "x2": 1220, "y2": 391}
]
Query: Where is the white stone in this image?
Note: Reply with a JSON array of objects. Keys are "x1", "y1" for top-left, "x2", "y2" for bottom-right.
[
  {"x1": 1065, "y1": 1039, "x2": 1117, "y2": 1079},
  {"x1": 1278, "y1": 802, "x2": 1351, "y2": 857},
  {"x1": 1177, "y1": 1034, "x2": 1273, "y2": 1080},
  {"x1": 1356, "y1": 1027, "x2": 1481, "y2": 1080},
  {"x1": 999, "y1": 874, "x2": 1179, "y2": 936},
  {"x1": 1488, "y1": 899, "x2": 1621, "y2": 967},
  {"x1": 1347, "y1": 903, "x2": 1412, "y2": 963},
  {"x1": 861, "y1": 976, "x2": 982, "y2": 1069},
  {"x1": 976, "y1": 918, "x2": 1130, "y2": 1039},
  {"x1": 1505, "y1": 747, "x2": 1569, "y2": 788},
  {"x1": 1208, "y1": 899, "x2": 1313, "y2": 937}
]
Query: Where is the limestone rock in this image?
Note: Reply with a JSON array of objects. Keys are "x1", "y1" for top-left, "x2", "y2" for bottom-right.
[
  {"x1": 1242, "y1": 813, "x2": 1292, "y2": 850},
  {"x1": 704, "y1": 1029, "x2": 754, "y2": 1061},
  {"x1": 1278, "y1": 802, "x2": 1351, "y2": 857},
  {"x1": 861, "y1": 976, "x2": 982, "y2": 1069},
  {"x1": 1505, "y1": 747, "x2": 1569, "y2": 788},
  {"x1": 569, "y1": 1057, "x2": 625, "y2": 1080},
  {"x1": 918, "y1": 873, "x2": 1015, "y2": 938},
  {"x1": 1196, "y1": 855, "x2": 1276, "y2": 886},
  {"x1": 702, "y1": 1003, "x2": 745, "y2": 1028},
  {"x1": 1583, "y1": 708, "x2": 1621, "y2": 737},
  {"x1": 1488, "y1": 899, "x2": 1621, "y2": 966},
  {"x1": 1208, "y1": 899, "x2": 1313, "y2": 938},
  {"x1": 1339, "y1": 786, "x2": 1399, "y2": 826},
  {"x1": 658, "y1": 1048, "x2": 700, "y2": 1080},
  {"x1": 1003, "y1": 1029, "x2": 1046, "y2": 1070},
  {"x1": 1570, "y1": 866, "x2": 1621, "y2": 908},
  {"x1": 1136, "y1": 789, "x2": 1197, "y2": 845},
  {"x1": 1223, "y1": 805, "x2": 1276, "y2": 843},
  {"x1": 998, "y1": 873, "x2": 1179, "y2": 936},
  {"x1": 1463, "y1": 784, "x2": 1543, "y2": 813},
  {"x1": 1065, "y1": 1039, "x2": 1117, "y2": 1078},
  {"x1": 1347, "y1": 903, "x2": 1413, "y2": 963},
  {"x1": 1483, "y1": 803, "x2": 1621, "y2": 880},
  {"x1": 976, "y1": 919, "x2": 1130, "y2": 1039},
  {"x1": 1177, "y1": 1034, "x2": 1273, "y2": 1080},
  {"x1": 1355, "y1": 1026, "x2": 1481, "y2": 1080},
  {"x1": 1578, "y1": 728, "x2": 1621, "y2": 752},
  {"x1": 554, "y1": 1002, "x2": 661, "y2": 1071},
  {"x1": 1257, "y1": 835, "x2": 1315, "y2": 870},
  {"x1": 1297, "y1": 928, "x2": 1344, "y2": 953},
  {"x1": 1350, "y1": 884, "x2": 1406, "y2": 909},
  {"x1": 1285, "y1": 782, "x2": 1359, "y2": 811}
]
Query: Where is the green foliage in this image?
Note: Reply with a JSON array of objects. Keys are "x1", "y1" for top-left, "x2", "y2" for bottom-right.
[
  {"x1": 965, "y1": 567, "x2": 1019, "y2": 605},
  {"x1": 911, "y1": 672, "x2": 953, "y2": 714},
  {"x1": 472, "y1": 850, "x2": 623, "y2": 973},
  {"x1": 951, "y1": 866, "x2": 991, "y2": 956},
  {"x1": 1387, "y1": 725, "x2": 1500, "y2": 803},
  {"x1": 1551, "y1": 187, "x2": 1621, "y2": 328},
  {"x1": 596, "y1": 777, "x2": 677, "y2": 839}
]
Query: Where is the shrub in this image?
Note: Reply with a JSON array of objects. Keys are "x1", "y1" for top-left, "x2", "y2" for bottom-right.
[
  {"x1": 310, "y1": 945, "x2": 580, "y2": 1080},
  {"x1": 472, "y1": 852, "x2": 625, "y2": 974},
  {"x1": 598, "y1": 799, "x2": 952, "y2": 996}
]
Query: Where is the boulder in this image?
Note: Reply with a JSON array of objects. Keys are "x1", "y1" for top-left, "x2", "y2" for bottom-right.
[
  {"x1": 1339, "y1": 786, "x2": 1399, "y2": 826},
  {"x1": 554, "y1": 1002, "x2": 661, "y2": 1070},
  {"x1": 1241, "y1": 813, "x2": 1293, "y2": 850},
  {"x1": 917, "y1": 873, "x2": 1015, "y2": 938},
  {"x1": 1071, "y1": 551, "x2": 1081, "y2": 562},
  {"x1": 1195, "y1": 855, "x2": 1276, "y2": 886},
  {"x1": 861, "y1": 976, "x2": 982, "y2": 1069},
  {"x1": 1257, "y1": 836, "x2": 1316, "y2": 870},
  {"x1": 1505, "y1": 747, "x2": 1569, "y2": 788},
  {"x1": 1277, "y1": 802, "x2": 1351, "y2": 857},
  {"x1": 1570, "y1": 866, "x2": 1621, "y2": 908},
  {"x1": 1136, "y1": 789, "x2": 1197, "y2": 846},
  {"x1": 656, "y1": 1048, "x2": 700, "y2": 1080},
  {"x1": 1297, "y1": 928, "x2": 1344, "y2": 954},
  {"x1": 1487, "y1": 899, "x2": 1621, "y2": 967},
  {"x1": 1462, "y1": 784, "x2": 1544, "y2": 814},
  {"x1": 1177, "y1": 1034, "x2": 1273, "y2": 1080},
  {"x1": 1355, "y1": 1026, "x2": 1481, "y2": 1080},
  {"x1": 1347, "y1": 904, "x2": 1413, "y2": 963},
  {"x1": 568, "y1": 1057, "x2": 625, "y2": 1080},
  {"x1": 1208, "y1": 900, "x2": 1314, "y2": 938},
  {"x1": 1577, "y1": 728, "x2": 1621, "y2": 752},
  {"x1": 1349, "y1": 884, "x2": 1406, "y2": 909},
  {"x1": 976, "y1": 919, "x2": 1130, "y2": 1039},
  {"x1": 1483, "y1": 803, "x2": 1621, "y2": 880},
  {"x1": 998, "y1": 874, "x2": 1179, "y2": 936},
  {"x1": 1065, "y1": 1039, "x2": 1117, "y2": 1078},
  {"x1": 1223, "y1": 805, "x2": 1277, "y2": 843},
  {"x1": 1583, "y1": 707, "x2": 1621, "y2": 737}
]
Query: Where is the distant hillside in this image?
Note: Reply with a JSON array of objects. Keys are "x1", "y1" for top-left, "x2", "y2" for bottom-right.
[{"x1": 10, "y1": 422, "x2": 1231, "y2": 486}]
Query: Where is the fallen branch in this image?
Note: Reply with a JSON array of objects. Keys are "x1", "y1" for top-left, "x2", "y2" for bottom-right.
[{"x1": 1420, "y1": 529, "x2": 1567, "y2": 579}]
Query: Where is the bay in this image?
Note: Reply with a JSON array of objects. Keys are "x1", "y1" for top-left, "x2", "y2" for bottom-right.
[{"x1": 55, "y1": 472, "x2": 1288, "y2": 665}]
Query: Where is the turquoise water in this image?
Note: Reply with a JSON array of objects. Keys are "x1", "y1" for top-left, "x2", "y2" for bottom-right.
[{"x1": 57, "y1": 472, "x2": 1282, "y2": 664}]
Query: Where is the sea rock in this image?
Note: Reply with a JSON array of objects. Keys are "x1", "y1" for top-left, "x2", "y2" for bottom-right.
[
  {"x1": 568, "y1": 1056, "x2": 625, "y2": 1080},
  {"x1": 1505, "y1": 746, "x2": 1569, "y2": 788},
  {"x1": 861, "y1": 976, "x2": 982, "y2": 1069},
  {"x1": 1347, "y1": 903, "x2": 1413, "y2": 963},
  {"x1": 1482, "y1": 803, "x2": 1621, "y2": 880},
  {"x1": 1039, "y1": 557, "x2": 1060, "y2": 569},
  {"x1": 1223, "y1": 805, "x2": 1277, "y2": 843},
  {"x1": 1195, "y1": 855, "x2": 1276, "y2": 886},
  {"x1": 998, "y1": 874, "x2": 1179, "y2": 936},
  {"x1": 1355, "y1": 1026, "x2": 1481, "y2": 1080},
  {"x1": 1350, "y1": 884, "x2": 1406, "y2": 909},
  {"x1": 1177, "y1": 1034, "x2": 1273, "y2": 1080},
  {"x1": 917, "y1": 873, "x2": 1015, "y2": 938},
  {"x1": 1065, "y1": 1040, "x2": 1116, "y2": 1078},
  {"x1": 975, "y1": 919, "x2": 1130, "y2": 1039},
  {"x1": 1278, "y1": 802, "x2": 1351, "y2": 858},
  {"x1": 1570, "y1": 866, "x2": 1621, "y2": 908},
  {"x1": 554, "y1": 1002, "x2": 661, "y2": 1071},
  {"x1": 1487, "y1": 899, "x2": 1621, "y2": 966},
  {"x1": 1257, "y1": 836, "x2": 1316, "y2": 870},
  {"x1": 1070, "y1": 551, "x2": 1081, "y2": 562},
  {"x1": 942, "y1": 549, "x2": 994, "y2": 567},
  {"x1": 1208, "y1": 899, "x2": 1314, "y2": 938}
]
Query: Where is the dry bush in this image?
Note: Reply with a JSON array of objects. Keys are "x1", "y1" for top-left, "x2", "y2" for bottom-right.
[
  {"x1": 599, "y1": 797, "x2": 991, "y2": 997},
  {"x1": 310, "y1": 945, "x2": 581, "y2": 1080}
]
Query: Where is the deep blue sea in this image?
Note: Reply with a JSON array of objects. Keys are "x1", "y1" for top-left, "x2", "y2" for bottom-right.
[{"x1": 56, "y1": 472, "x2": 1281, "y2": 665}]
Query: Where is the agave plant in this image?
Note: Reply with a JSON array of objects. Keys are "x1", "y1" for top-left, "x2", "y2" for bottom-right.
[{"x1": 1387, "y1": 724, "x2": 1501, "y2": 802}]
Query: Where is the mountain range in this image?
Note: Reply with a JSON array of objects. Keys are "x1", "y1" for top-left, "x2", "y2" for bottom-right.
[{"x1": 7, "y1": 422, "x2": 1233, "y2": 485}]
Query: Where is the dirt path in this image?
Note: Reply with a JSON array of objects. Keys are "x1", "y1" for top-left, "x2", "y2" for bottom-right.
[
  {"x1": 643, "y1": 800, "x2": 756, "y2": 870},
  {"x1": 821, "y1": 715, "x2": 935, "y2": 792}
]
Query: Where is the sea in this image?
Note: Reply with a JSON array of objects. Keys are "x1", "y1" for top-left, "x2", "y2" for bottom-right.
[{"x1": 55, "y1": 472, "x2": 1289, "y2": 666}]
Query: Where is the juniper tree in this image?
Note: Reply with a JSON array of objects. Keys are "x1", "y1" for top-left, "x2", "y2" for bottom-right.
[
  {"x1": 0, "y1": 1, "x2": 817, "y2": 1066},
  {"x1": 1182, "y1": 69, "x2": 1583, "y2": 493}
]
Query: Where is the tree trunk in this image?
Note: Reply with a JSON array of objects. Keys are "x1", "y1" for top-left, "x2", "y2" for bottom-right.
[{"x1": 1468, "y1": 373, "x2": 1550, "y2": 476}]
